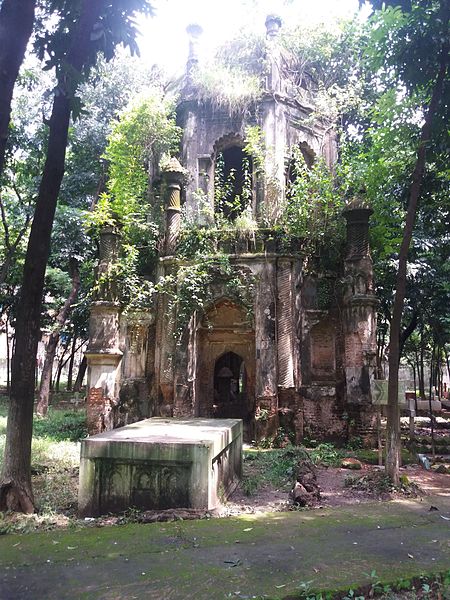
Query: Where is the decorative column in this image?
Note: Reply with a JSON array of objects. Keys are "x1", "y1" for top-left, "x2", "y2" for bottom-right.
[
  {"x1": 255, "y1": 260, "x2": 279, "y2": 439},
  {"x1": 85, "y1": 226, "x2": 122, "y2": 434},
  {"x1": 162, "y1": 158, "x2": 185, "y2": 255},
  {"x1": 186, "y1": 23, "x2": 203, "y2": 83},
  {"x1": 277, "y1": 259, "x2": 295, "y2": 390},
  {"x1": 265, "y1": 15, "x2": 282, "y2": 91},
  {"x1": 260, "y1": 14, "x2": 286, "y2": 224},
  {"x1": 342, "y1": 197, "x2": 378, "y2": 442}
]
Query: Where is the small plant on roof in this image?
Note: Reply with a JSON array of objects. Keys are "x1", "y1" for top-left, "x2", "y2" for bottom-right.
[{"x1": 192, "y1": 64, "x2": 263, "y2": 115}]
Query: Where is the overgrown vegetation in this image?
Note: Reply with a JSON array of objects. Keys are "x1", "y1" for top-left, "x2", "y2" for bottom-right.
[
  {"x1": 97, "y1": 91, "x2": 182, "y2": 230},
  {"x1": 295, "y1": 570, "x2": 450, "y2": 600},
  {"x1": 241, "y1": 444, "x2": 344, "y2": 497},
  {"x1": 240, "y1": 441, "x2": 421, "y2": 499},
  {"x1": 33, "y1": 409, "x2": 87, "y2": 442},
  {"x1": 0, "y1": 397, "x2": 83, "y2": 530},
  {"x1": 156, "y1": 254, "x2": 256, "y2": 342},
  {"x1": 344, "y1": 470, "x2": 421, "y2": 497},
  {"x1": 192, "y1": 63, "x2": 263, "y2": 115},
  {"x1": 283, "y1": 149, "x2": 345, "y2": 256},
  {"x1": 85, "y1": 90, "x2": 183, "y2": 313}
]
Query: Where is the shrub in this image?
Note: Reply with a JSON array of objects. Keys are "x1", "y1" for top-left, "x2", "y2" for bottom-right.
[{"x1": 33, "y1": 409, "x2": 87, "y2": 442}]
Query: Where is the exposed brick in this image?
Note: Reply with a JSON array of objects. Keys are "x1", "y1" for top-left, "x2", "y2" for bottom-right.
[{"x1": 87, "y1": 387, "x2": 112, "y2": 435}]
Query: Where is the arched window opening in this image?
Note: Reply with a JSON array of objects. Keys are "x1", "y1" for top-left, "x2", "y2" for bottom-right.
[
  {"x1": 286, "y1": 142, "x2": 315, "y2": 190},
  {"x1": 215, "y1": 146, "x2": 253, "y2": 221}
]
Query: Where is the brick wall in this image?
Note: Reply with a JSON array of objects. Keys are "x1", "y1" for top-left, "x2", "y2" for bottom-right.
[
  {"x1": 302, "y1": 386, "x2": 347, "y2": 441},
  {"x1": 87, "y1": 387, "x2": 112, "y2": 435}
]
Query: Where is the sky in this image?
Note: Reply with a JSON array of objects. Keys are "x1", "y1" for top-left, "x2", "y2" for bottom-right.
[{"x1": 136, "y1": 0, "x2": 369, "y2": 76}]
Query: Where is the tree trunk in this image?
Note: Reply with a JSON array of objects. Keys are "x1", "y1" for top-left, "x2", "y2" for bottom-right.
[
  {"x1": 66, "y1": 334, "x2": 78, "y2": 392},
  {"x1": 55, "y1": 343, "x2": 69, "y2": 393},
  {"x1": 0, "y1": 0, "x2": 103, "y2": 513},
  {"x1": 436, "y1": 347, "x2": 441, "y2": 398},
  {"x1": 73, "y1": 355, "x2": 87, "y2": 392},
  {"x1": 412, "y1": 361, "x2": 417, "y2": 412},
  {"x1": 376, "y1": 327, "x2": 386, "y2": 379},
  {"x1": 36, "y1": 258, "x2": 80, "y2": 416},
  {"x1": 386, "y1": 31, "x2": 449, "y2": 484},
  {"x1": 445, "y1": 347, "x2": 450, "y2": 383},
  {"x1": 429, "y1": 343, "x2": 436, "y2": 458},
  {"x1": 419, "y1": 327, "x2": 426, "y2": 399},
  {"x1": 0, "y1": 0, "x2": 36, "y2": 179},
  {"x1": 399, "y1": 310, "x2": 418, "y2": 359},
  {"x1": 37, "y1": 333, "x2": 58, "y2": 414},
  {"x1": 5, "y1": 315, "x2": 10, "y2": 395}
]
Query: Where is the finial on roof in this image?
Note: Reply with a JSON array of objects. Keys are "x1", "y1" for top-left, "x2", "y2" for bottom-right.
[
  {"x1": 161, "y1": 156, "x2": 186, "y2": 186},
  {"x1": 265, "y1": 14, "x2": 282, "y2": 38},
  {"x1": 343, "y1": 191, "x2": 373, "y2": 216},
  {"x1": 186, "y1": 23, "x2": 203, "y2": 75},
  {"x1": 161, "y1": 156, "x2": 184, "y2": 174}
]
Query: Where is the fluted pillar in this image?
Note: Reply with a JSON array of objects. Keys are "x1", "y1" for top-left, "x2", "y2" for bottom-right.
[
  {"x1": 162, "y1": 158, "x2": 185, "y2": 255},
  {"x1": 342, "y1": 197, "x2": 378, "y2": 442},
  {"x1": 86, "y1": 226, "x2": 122, "y2": 434}
]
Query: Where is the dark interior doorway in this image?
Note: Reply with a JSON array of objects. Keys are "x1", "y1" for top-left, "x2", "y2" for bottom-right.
[{"x1": 213, "y1": 352, "x2": 248, "y2": 420}]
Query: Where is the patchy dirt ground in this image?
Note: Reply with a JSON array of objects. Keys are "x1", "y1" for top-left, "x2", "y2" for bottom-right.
[
  {"x1": 1, "y1": 458, "x2": 448, "y2": 534},
  {"x1": 220, "y1": 463, "x2": 450, "y2": 517}
]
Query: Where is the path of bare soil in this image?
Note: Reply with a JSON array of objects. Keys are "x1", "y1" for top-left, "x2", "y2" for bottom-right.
[{"x1": 2, "y1": 493, "x2": 449, "y2": 600}]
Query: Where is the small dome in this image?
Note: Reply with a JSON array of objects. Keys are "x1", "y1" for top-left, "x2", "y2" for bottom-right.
[
  {"x1": 161, "y1": 157, "x2": 185, "y2": 174},
  {"x1": 343, "y1": 195, "x2": 373, "y2": 216}
]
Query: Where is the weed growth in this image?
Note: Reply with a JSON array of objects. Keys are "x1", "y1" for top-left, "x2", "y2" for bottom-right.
[
  {"x1": 0, "y1": 403, "x2": 82, "y2": 531},
  {"x1": 344, "y1": 471, "x2": 421, "y2": 497},
  {"x1": 241, "y1": 445, "x2": 335, "y2": 496},
  {"x1": 310, "y1": 443, "x2": 343, "y2": 467},
  {"x1": 295, "y1": 570, "x2": 450, "y2": 599},
  {"x1": 33, "y1": 409, "x2": 87, "y2": 442}
]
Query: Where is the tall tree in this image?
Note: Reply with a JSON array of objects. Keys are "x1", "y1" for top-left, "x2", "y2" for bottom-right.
[
  {"x1": 0, "y1": 0, "x2": 154, "y2": 513},
  {"x1": 0, "y1": 0, "x2": 36, "y2": 179},
  {"x1": 345, "y1": 1, "x2": 448, "y2": 482},
  {"x1": 375, "y1": 0, "x2": 449, "y2": 483},
  {"x1": 36, "y1": 257, "x2": 80, "y2": 416}
]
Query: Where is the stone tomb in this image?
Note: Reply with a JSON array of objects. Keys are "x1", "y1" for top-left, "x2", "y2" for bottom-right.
[{"x1": 78, "y1": 417, "x2": 242, "y2": 516}]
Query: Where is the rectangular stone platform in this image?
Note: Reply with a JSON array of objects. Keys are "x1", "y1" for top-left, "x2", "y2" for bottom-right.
[{"x1": 78, "y1": 418, "x2": 242, "y2": 517}]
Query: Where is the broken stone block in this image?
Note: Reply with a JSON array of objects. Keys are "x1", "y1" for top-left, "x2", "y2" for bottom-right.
[
  {"x1": 289, "y1": 449, "x2": 321, "y2": 506},
  {"x1": 291, "y1": 482, "x2": 310, "y2": 506},
  {"x1": 431, "y1": 464, "x2": 450, "y2": 474},
  {"x1": 341, "y1": 458, "x2": 363, "y2": 470}
]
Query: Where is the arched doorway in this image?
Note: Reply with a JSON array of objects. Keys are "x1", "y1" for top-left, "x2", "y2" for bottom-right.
[
  {"x1": 195, "y1": 299, "x2": 255, "y2": 441},
  {"x1": 213, "y1": 352, "x2": 248, "y2": 419}
]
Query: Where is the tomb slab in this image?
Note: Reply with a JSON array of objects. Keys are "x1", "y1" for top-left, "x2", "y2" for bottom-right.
[{"x1": 78, "y1": 417, "x2": 242, "y2": 516}]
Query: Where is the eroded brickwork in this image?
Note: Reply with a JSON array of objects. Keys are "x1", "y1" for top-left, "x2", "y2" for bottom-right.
[
  {"x1": 86, "y1": 18, "x2": 378, "y2": 447},
  {"x1": 87, "y1": 387, "x2": 113, "y2": 434}
]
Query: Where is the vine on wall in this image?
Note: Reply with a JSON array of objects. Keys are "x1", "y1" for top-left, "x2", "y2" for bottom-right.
[{"x1": 156, "y1": 255, "x2": 256, "y2": 343}]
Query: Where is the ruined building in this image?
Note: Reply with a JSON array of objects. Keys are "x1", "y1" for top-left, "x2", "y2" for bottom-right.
[{"x1": 86, "y1": 17, "x2": 378, "y2": 444}]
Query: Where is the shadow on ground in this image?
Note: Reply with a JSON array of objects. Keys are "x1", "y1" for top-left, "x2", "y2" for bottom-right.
[{"x1": 1, "y1": 496, "x2": 449, "y2": 600}]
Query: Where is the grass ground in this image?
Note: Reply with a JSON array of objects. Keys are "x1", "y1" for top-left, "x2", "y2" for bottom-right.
[
  {"x1": 1, "y1": 401, "x2": 449, "y2": 597},
  {"x1": 1, "y1": 498, "x2": 449, "y2": 599},
  {"x1": 0, "y1": 397, "x2": 442, "y2": 534},
  {"x1": 0, "y1": 396, "x2": 84, "y2": 532}
]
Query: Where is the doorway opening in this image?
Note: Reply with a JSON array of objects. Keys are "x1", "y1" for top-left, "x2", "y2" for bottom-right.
[{"x1": 213, "y1": 351, "x2": 248, "y2": 419}]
